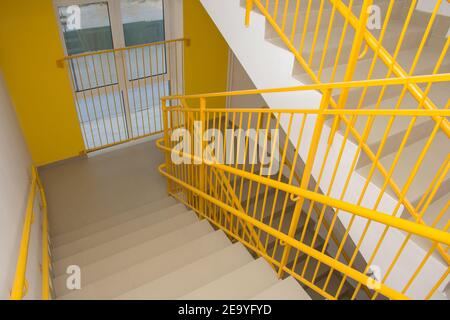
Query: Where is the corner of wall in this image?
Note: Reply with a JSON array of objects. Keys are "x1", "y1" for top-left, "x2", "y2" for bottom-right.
[
  {"x1": 0, "y1": 0, "x2": 85, "y2": 167},
  {"x1": 183, "y1": 0, "x2": 229, "y2": 107}
]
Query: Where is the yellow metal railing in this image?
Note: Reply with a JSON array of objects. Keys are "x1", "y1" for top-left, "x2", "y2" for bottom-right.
[
  {"x1": 246, "y1": 0, "x2": 450, "y2": 131},
  {"x1": 245, "y1": 0, "x2": 450, "y2": 262},
  {"x1": 10, "y1": 167, "x2": 52, "y2": 300},
  {"x1": 162, "y1": 98, "x2": 271, "y2": 263},
  {"x1": 58, "y1": 38, "x2": 187, "y2": 153},
  {"x1": 158, "y1": 74, "x2": 450, "y2": 300}
]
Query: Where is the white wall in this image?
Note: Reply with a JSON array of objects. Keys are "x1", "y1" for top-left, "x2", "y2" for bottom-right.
[{"x1": 0, "y1": 71, "x2": 41, "y2": 300}]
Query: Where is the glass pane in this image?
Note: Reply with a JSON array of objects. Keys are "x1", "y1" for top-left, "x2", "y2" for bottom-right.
[
  {"x1": 58, "y1": 2, "x2": 114, "y2": 55},
  {"x1": 59, "y1": 3, "x2": 127, "y2": 148},
  {"x1": 120, "y1": 0, "x2": 167, "y2": 137},
  {"x1": 120, "y1": 0, "x2": 167, "y2": 81},
  {"x1": 120, "y1": 0, "x2": 165, "y2": 47},
  {"x1": 58, "y1": 3, "x2": 117, "y2": 91}
]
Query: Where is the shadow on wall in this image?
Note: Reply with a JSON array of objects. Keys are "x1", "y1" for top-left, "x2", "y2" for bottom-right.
[{"x1": 0, "y1": 72, "x2": 42, "y2": 300}]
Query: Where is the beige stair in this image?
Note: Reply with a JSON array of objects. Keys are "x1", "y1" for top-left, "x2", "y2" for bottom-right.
[
  {"x1": 295, "y1": 46, "x2": 450, "y2": 84},
  {"x1": 52, "y1": 194, "x2": 311, "y2": 300},
  {"x1": 58, "y1": 229, "x2": 231, "y2": 300},
  {"x1": 51, "y1": 196, "x2": 178, "y2": 247},
  {"x1": 358, "y1": 131, "x2": 449, "y2": 205},
  {"x1": 180, "y1": 258, "x2": 278, "y2": 300},
  {"x1": 53, "y1": 203, "x2": 189, "y2": 260},
  {"x1": 252, "y1": 276, "x2": 312, "y2": 300},
  {"x1": 53, "y1": 209, "x2": 198, "y2": 276},
  {"x1": 53, "y1": 219, "x2": 214, "y2": 297},
  {"x1": 115, "y1": 243, "x2": 254, "y2": 300}
]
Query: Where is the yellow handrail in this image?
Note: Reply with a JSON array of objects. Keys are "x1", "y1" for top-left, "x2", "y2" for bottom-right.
[
  {"x1": 244, "y1": 1, "x2": 450, "y2": 243},
  {"x1": 162, "y1": 100, "x2": 271, "y2": 262},
  {"x1": 10, "y1": 167, "x2": 52, "y2": 300},
  {"x1": 57, "y1": 37, "x2": 189, "y2": 62},
  {"x1": 159, "y1": 164, "x2": 410, "y2": 300},
  {"x1": 328, "y1": 0, "x2": 450, "y2": 137},
  {"x1": 247, "y1": 0, "x2": 449, "y2": 136},
  {"x1": 157, "y1": 136, "x2": 450, "y2": 246},
  {"x1": 10, "y1": 168, "x2": 37, "y2": 300},
  {"x1": 158, "y1": 95, "x2": 450, "y2": 299},
  {"x1": 37, "y1": 172, "x2": 51, "y2": 300},
  {"x1": 59, "y1": 38, "x2": 187, "y2": 152},
  {"x1": 163, "y1": 74, "x2": 450, "y2": 100}
]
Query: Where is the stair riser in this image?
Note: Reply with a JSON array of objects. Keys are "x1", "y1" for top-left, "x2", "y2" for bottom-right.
[
  {"x1": 266, "y1": 0, "x2": 400, "y2": 40},
  {"x1": 179, "y1": 258, "x2": 278, "y2": 300},
  {"x1": 53, "y1": 204, "x2": 188, "y2": 260},
  {"x1": 291, "y1": 29, "x2": 423, "y2": 76},
  {"x1": 51, "y1": 197, "x2": 177, "y2": 247},
  {"x1": 58, "y1": 231, "x2": 231, "y2": 300},
  {"x1": 53, "y1": 212, "x2": 198, "y2": 276},
  {"x1": 53, "y1": 220, "x2": 213, "y2": 297},
  {"x1": 115, "y1": 243, "x2": 254, "y2": 300}
]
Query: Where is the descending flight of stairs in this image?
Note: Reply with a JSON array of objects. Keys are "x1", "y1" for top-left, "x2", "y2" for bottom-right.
[
  {"x1": 44, "y1": 0, "x2": 449, "y2": 300},
  {"x1": 49, "y1": 164, "x2": 368, "y2": 300},
  {"x1": 50, "y1": 194, "x2": 312, "y2": 300},
  {"x1": 200, "y1": 0, "x2": 450, "y2": 299}
]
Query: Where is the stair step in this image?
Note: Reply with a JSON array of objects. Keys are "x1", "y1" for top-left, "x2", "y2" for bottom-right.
[
  {"x1": 52, "y1": 196, "x2": 178, "y2": 247},
  {"x1": 262, "y1": 0, "x2": 360, "y2": 17},
  {"x1": 115, "y1": 242, "x2": 253, "y2": 300},
  {"x1": 53, "y1": 219, "x2": 213, "y2": 297},
  {"x1": 268, "y1": 0, "x2": 401, "y2": 54},
  {"x1": 404, "y1": 194, "x2": 449, "y2": 265},
  {"x1": 53, "y1": 203, "x2": 188, "y2": 260},
  {"x1": 53, "y1": 210, "x2": 198, "y2": 276},
  {"x1": 180, "y1": 258, "x2": 278, "y2": 300},
  {"x1": 251, "y1": 276, "x2": 311, "y2": 300},
  {"x1": 357, "y1": 131, "x2": 449, "y2": 205},
  {"x1": 58, "y1": 230, "x2": 231, "y2": 300},
  {"x1": 295, "y1": 46, "x2": 450, "y2": 84},
  {"x1": 346, "y1": 87, "x2": 448, "y2": 166}
]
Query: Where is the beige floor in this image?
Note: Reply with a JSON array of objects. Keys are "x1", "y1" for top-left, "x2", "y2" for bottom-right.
[{"x1": 39, "y1": 139, "x2": 168, "y2": 237}]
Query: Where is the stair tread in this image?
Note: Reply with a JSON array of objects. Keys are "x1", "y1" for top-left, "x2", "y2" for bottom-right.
[
  {"x1": 58, "y1": 230, "x2": 232, "y2": 300},
  {"x1": 115, "y1": 242, "x2": 254, "y2": 300},
  {"x1": 349, "y1": 84, "x2": 448, "y2": 151},
  {"x1": 294, "y1": 46, "x2": 450, "y2": 84},
  {"x1": 404, "y1": 194, "x2": 449, "y2": 266},
  {"x1": 358, "y1": 131, "x2": 449, "y2": 204},
  {"x1": 51, "y1": 196, "x2": 178, "y2": 247},
  {"x1": 268, "y1": 18, "x2": 417, "y2": 55},
  {"x1": 53, "y1": 203, "x2": 188, "y2": 260},
  {"x1": 180, "y1": 258, "x2": 278, "y2": 300},
  {"x1": 264, "y1": 0, "x2": 361, "y2": 16},
  {"x1": 53, "y1": 210, "x2": 199, "y2": 276},
  {"x1": 251, "y1": 276, "x2": 311, "y2": 300},
  {"x1": 53, "y1": 219, "x2": 214, "y2": 297}
]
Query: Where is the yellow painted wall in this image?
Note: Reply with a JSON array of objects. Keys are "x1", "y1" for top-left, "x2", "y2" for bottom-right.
[
  {"x1": 183, "y1": 0, "x2": 229, "y2": 107},
  {"x1": 0, "y1": 0, "x2": 229, "y2": 165},
  {"x1": 0, "y1": 1, "x2": 85, "y2": 166}
]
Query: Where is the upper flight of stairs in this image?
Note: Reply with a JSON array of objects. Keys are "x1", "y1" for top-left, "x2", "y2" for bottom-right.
[
  {"x1": 50, "y1": 194, "x2": 311, "y2": 300},
  {"x1": 200, "y1": 0, "x2": 449, "y2": 299}
]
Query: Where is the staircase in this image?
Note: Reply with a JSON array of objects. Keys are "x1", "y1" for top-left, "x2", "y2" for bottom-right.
[
  {"x1": 49, "y1": 186, "x2": 310, "y2": 300},
  {"x1": 9, "y1": 0, "x2": 449, "y2": 302},
  {"x1": 197, "y1": 0, "x2": 449, "y2": 299}
]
